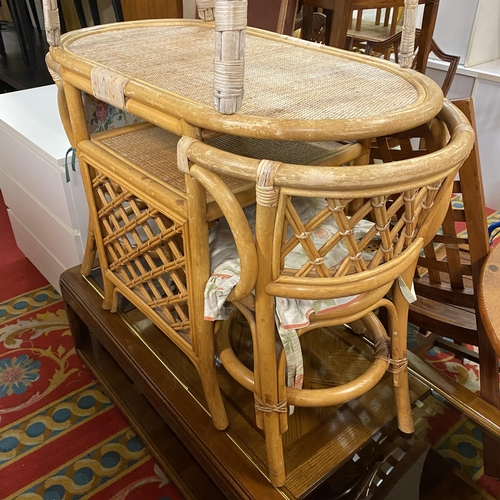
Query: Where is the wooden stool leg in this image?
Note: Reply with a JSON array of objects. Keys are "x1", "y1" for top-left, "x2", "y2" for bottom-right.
[
  {"x1": 57, "y1": 0, "x2": 67, "y2": 33},
  {"x1": 88, "y1": 0, "x2": 101, "y2": 25},
  {"x1": 28, "y1": 0, "x2": 42, "y2": 33},
  {"x1": 73, "y1": 0, "x2": 87, "y2": 27},
  {"x1": 111, "y1": 0, "x2": 124, "y2": 21}
]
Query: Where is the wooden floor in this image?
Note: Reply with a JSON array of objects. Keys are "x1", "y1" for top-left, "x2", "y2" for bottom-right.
[
  {"x1": 60, "y1": 267, "x2": 493, "y2": 499},
  {"x1": 0, "y1": 27, "x2": 52, "y2": 90}
]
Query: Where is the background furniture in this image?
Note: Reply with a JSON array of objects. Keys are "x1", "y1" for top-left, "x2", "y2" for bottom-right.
[
  {"x1": 479, "y1": 243, "x2": 500, "y2": 358},
  {"x1": 349, "y1": 6, "x2": 400, "y2": 43},
  {"x1": 0, "y1": 85, "x2": 88, "y2": 291},
  {"x1": 408, "y1": 98, "x2": 500, "y2": 477},
  {"x1": 72, "y1": 0, "x2": 100, "y2": 27},
  {"x1": 300, "y1": 0, "x2": 439, "y2": 73},
  {"x1": 5, "y1": 0, "x2": 37, "y2": 68},
  {"x1": 120, "y1": 0, "x2": 182, "y2": 21}
]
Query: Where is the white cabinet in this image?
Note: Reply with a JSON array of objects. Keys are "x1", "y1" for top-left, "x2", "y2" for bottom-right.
[{"x1": 0, "y1": 85, "x2": 89, "y2": 292}]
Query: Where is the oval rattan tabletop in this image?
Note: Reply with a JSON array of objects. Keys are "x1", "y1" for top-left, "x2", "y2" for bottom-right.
[{"x1": 51, "y1": 19, "x2": 444, "y2": 141}]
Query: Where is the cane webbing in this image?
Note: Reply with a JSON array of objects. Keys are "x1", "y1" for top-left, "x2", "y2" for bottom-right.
[
  {"x1": 97, "y1": 125, "x2": 345, "y2": 200},
  {"x1": 68, "y1": 25, "x2": 419, "y2": 121},
  {"x1": 97, "y1": 127, "x2": 251, "y2": 200}
]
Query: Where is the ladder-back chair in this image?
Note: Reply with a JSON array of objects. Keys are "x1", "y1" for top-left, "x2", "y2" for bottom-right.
[{"x1": 408, "y1": 98, "x2": 500, "y2": 476}]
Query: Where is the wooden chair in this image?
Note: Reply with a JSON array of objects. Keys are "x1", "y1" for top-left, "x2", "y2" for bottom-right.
[
  {"x1": 300, "y1": 0, "x2": 439, "y2": 73},
  {"x1": 365, "y1": 29, "x2": 460, "y2": 97},
  {"x1": 348, "y1": 6, "x2": 401, "y2": 45},
  {"x1": 178, "y1": 100, "x2": 474, "y2": 486},
  {"x1": 407, "y1": 98, "x2": 500, "y2": 476},
  {"x1": 299, "y1": 4, "x2": 400, "y2": 50},
  {"x1": 299, "y1": 0, "x2": 335, "y2": 44}
]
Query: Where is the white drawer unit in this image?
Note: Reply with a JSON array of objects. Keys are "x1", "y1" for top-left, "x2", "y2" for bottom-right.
[{"x1": 0, "y1": 85, "x2": 89, "y2": 292}]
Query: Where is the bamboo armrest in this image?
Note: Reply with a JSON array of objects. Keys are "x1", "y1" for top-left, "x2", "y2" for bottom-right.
[{"x1": 190, "y1": 165, "x2": 258, "y2": 302}]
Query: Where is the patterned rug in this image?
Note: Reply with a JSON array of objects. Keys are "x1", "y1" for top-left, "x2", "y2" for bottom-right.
[
  {"x1": 2, "y1": 285, "x2": 499, "y2": 499},
  {"x1": 0, "y1": 286, "x2": 184, "y2": 500}
]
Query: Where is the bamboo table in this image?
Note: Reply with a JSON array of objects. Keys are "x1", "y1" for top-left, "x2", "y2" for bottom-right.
[
  {"x1": 49, "y1": 19, "x2": 444, "y2": 143},
  {"x1": 48, "y1": 18, "x2": 450, "y2": 496},
  {"x1": 479, "y1": 244, "x2": 500, "y2": 358}
]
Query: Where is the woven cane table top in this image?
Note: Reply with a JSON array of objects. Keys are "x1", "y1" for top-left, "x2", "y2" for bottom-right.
[{"x1": 52, "y1": 19, "x2": 444, "y2": 141}]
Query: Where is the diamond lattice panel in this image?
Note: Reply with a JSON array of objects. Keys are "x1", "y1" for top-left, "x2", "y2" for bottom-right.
[{"x1": 91, "y1": 172, "x2": 190, "y2": 341}]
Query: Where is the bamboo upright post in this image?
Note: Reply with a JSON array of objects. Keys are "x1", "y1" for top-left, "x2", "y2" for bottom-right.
[
  {"x1": 43, "y1": 0, "x2": 60, "y2": 46},
  {"x1": 213, "y1": 0, "x2": 247, "y2": 114},
  {"x1": 400, "y1": 0, "x2": 418, "y2": 69}
]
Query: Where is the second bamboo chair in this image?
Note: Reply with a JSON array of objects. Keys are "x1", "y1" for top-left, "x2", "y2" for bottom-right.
[{"x1": 178, "y1": 100, "x2": 474, "y2": 486}]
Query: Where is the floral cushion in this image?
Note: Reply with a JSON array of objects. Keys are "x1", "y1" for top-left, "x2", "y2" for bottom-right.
[
  {"x1": 83, "y1": 95, "x2": 142, "y2": 134},
  {"x1": 204, "y1": 198, "x2": 376, "y2": 391}
]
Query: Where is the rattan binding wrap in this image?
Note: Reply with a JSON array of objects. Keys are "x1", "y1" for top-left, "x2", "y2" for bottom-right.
[
  {"x1": 400, "y1": 0, "x2": 418, "y2": 69},
  {"x1": 42, "y1": 0, "x2": 60, "y2": 46},
  {"x1": 213, "y1": 0, "x2": 247, "y2": 114}
]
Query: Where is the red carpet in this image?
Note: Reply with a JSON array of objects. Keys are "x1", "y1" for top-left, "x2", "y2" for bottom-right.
[
  {"x1": 0, "y1": 191, "x2": 184, "y2": 499},
  {"x1": 0, "y1": 192, "x2": 48, "y2": 302}
]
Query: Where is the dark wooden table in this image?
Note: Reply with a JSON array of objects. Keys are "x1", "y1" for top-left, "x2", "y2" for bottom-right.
[
  {"x1": 479, "y1": 244, "x2": 500, "y2": 358},
  {"x1": 60, "y1": 265, "x2": 436, "y2": 500}
]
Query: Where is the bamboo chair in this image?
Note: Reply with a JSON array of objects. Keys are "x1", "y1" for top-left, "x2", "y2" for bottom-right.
[{"x1": 178, "y1": 100, "x2": 474, "y2": 486}]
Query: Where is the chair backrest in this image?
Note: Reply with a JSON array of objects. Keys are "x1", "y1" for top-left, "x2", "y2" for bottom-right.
[
  {"x1": 179, "y1": 100, "x2": 474, "y2": 303},
  {"x1": 365, "y1": 30, "x2": 459, "y2": 96},
  {"x1": 410, "y1": 98, "x2": 491, "y2": 344}
]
